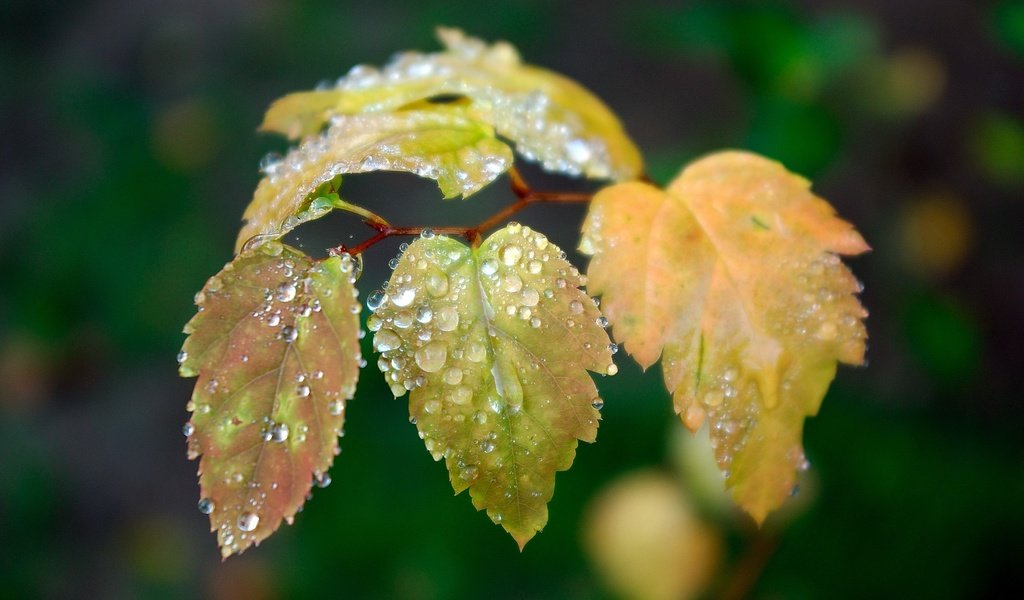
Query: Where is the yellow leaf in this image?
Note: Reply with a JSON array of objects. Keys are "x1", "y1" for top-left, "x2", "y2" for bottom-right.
[
  {"x1": 261, "y1": 27, "x2": 643, "y2": 181},
  {"x1": 581, "y1": 151, "x2": 868, "y2": 523},
  {"x1": 236, "y1": 106, "x2": 512, "y2": 253},
  {"x1": 367, "y1": 224, "x2": 615, "y2": 548}
]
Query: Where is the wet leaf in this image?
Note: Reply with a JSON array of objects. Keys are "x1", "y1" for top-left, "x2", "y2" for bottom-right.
[
  {"x1": 178, "y1": 242, "x2": 362, "y2": 557},
  {"x1": 368, "y1": 224, "x2": 614, "y2": 548},
  {"x1": 237, "y1": 106, "x2": 512, "y2": 252},
  {"x1": 581, "y1": 151, "x2": 868, "y2": 523},
  {"x1": 261, "y1": 27, "x2": 643, "y2": 181}
]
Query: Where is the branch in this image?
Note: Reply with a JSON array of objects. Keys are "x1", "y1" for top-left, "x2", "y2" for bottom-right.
[{"x1": 327, "y1": 167, "x2": 593, "y2": 257}]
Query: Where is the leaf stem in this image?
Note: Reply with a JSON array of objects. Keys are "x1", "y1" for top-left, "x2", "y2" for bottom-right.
[{"x1": 327, "y1": 166, "x2": 593, "y2": 256}]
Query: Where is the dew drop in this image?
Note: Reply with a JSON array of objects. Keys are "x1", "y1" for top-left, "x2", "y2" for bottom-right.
[
  {"x1": 296, "y1": 384, "x2": 311, "y2": 398},
  {"x1": 443, "y1": 367, "x2": 464, "y2": 385},
  {"x1": 276, "y1": 282, "x2": 297, "y2": 302},
  {"x1": 466, "y1": 342, "x2": 486, "y2": 363},
  {"x1": 435, "y1": 305, "x2": 460, "y2": 332},
  {"x1": 271, "y1": 423, "x2": 290, "y2": 442},
  {"x1": 415, "y1": 305, "x2": 433, "y2": 324},
  {"x1": 569, "y1": 300, "x2": 584, "y2": 314},
  {"x1": 415, "y1": 341, "x2": 448, "y2": 373},
  {"x1": 237, "y1": 512, "x2": 260, "y2": 532},
  {"x1": 596, "y1": 315, "x2": 609, "y2": 328},
  {"x1": 374, "y1": 328, "x2": 401, "y2": 352},
  {"x1": 503, "y1": 274, "x2": 523, "y2": 293},
  {"x1": 280, "y1": 325, "x2": 298, "y2": 343},
  {"x1": 521, "y1": 287, "x2": 540, "y2": 307},
  {"x1": 527, "y1": 260, "x2": 542, "y2": 274},
  {"x1": 499, "y1": 244, "x2": 523, "y2": 266},
  {"x1": 606, "y1": 364, "x2": 618, "y2": 376},
  {"x1": 426, "y1": 272, "x2": 449, "y2": 297},
  {"x1": 315, "y1": 472, "x2": 332, "y2": 488},
  {"x1": 591, "y1": 398, "x2": 604, "y2": 410},
  {"x1": 197, "y1": 498, "x2": 215, "y2": 514},
  {"x1": 481, "y1": 259, "x2": 499, "y2": 276},
  {"x1": 182, "y1": 422, "x2": 195, "y2": 437},
  {"x1": 177, "y1": 350, "x2": 188, "y2": 364},
  {"x1": 391, "y1": 286, "x2": 416, "y2": 307},
  {"x1": 420, "y1": 228, "x2": 435, "y2": 239},
  {"x1": 366, "y1": 290, "x2": 385, "y2": 311}
]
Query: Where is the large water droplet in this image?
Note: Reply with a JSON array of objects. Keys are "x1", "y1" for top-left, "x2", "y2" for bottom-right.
[
  {"x1": 415, "y1": 341, "x2": 448, "y2": 373},
  {"x1": 443, "y1": 367, "x2": 463, "y2": 385},
  {"x1": 197, "y1": 498, "x2": 215, "y2": 514},
  {"x1": 416, "y1": 305, "x2": 433, "y2": 324},
  {"x1": 280, "y1": 325, "x2": 298, "y2": 343},
  {"x1": 499, "y1": 244, "x2": 523, "y2": 266},
  {"x1": 481, "y1": 259, "x2": 499, "y2": 276},
  {"x1": 391, "y1": 286, "x2": 416, "y2": 307},
  {"x1": 374, "y1": 328, "x2": 401, "y2": 352},
  {"x1": 426, "y1": 272, "x2": 449, "y2": 297},
  {"x1": 435, "y1": 306, "x2": 459, "y2": 332},
  {"x1": 237, "y1": 512, "x2": 260, "y2": 532},
  {"x1": 276, "y1": 282, "x2": 297, "y2": 302},
  {"x1": 271, "y1": 422, "x2": 290, "y2": 442},
  {"x1": 366, "y1": 290, "x2": 385, "y2": 311}
]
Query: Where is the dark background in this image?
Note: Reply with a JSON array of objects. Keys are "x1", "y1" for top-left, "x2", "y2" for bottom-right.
[{"x1": 1, "y1": 0, "x2": 1023, "y2": 598}]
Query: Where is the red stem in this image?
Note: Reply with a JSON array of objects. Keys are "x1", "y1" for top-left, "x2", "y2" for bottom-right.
[{"x1": 328, "y1": 167, "x2": 593, "y2": 257}]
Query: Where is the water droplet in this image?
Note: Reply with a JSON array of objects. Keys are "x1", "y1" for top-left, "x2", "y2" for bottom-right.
[
  {"x1": 237, "y1": 512, "x2": 260, "y2": 532},
  {"x1": 328, "y1": 399, "x2": 344, "y2": 416},
  {"x1": 530, "y1": 317, "x2": 541, "y2": 328},
  {"x1": 392, "y1": 286, "x2": 416, "y2": 307},
  {"x1": 426, "y1": 272, "x2": 449, "y2": 297},
  {"x1": 481, "y1": 259, "x2": 499, "y2": 276},
  {"x1": 366, "y1": 290, "x2": 385, "y2": 311},
  {"x1": 435, "y1": 306, "x2": 459, "y2": 332},
  {"x1": 276, "y1": 282, "x2": 297, "y2": 302},
  {"x1": 271, "y1": 422, "x2": 290, "y2": 442},
  {"x1": 527, "y1": 260, "x2": 542, "y2": 274},
  {"x1": 177, "y1": 350, "x2": 188, "y2": 364},
  {"x1": 388, "y1": 257, "x2": 400, "y2": 270},
  {"x1": 420, "y1": 228, "x2": 435, "y2": 239},
  {"x1": 503, "y1": 274, "x2": 523, "y2": 293},
  {"x1": 466, "y1": 342, "x2": 486, "y2": 362},
  {"x1": 416, "y1": 305, "x2": 433, "y2": 323},
  {"x1": 521, "y1": 287, "x2": 539, "y2": 306},
  {"x1": 182, "y1": 422, "x2": 195, "y2": 437},
  {"x1": 297, "y1": 384, "x2": 310, "y2": 398},
  {"x1": 280, "y1": 325, "x2": 298, "y2": 343},
  {"x1": 499, "y1": 244, "x2": 523, "y2": 266},
  {"x1": 569, "y1": 300, "x2": 583, "y2": 314},
  {"x1": 443, "y1": 367, "x2": 463, "y2": 385},
  {"x1": 606, "y1": 364, "x2": 618, "y2": 376},
  {"x1": 393, "y1": 310, "x2": 414, "y2": 329},
  {"x1": 415, "y1": 341, "x2": 448, "y2": 373},
  {"x1": 197, "y1": 498, "x2": 215, "y2": 514},
  {"x1": 591, "y1": 398, "x2": 604, "y2": 410},
  {"x1": 596, "y1": 316, "x2": 609, "y2": 328},
  {"x1": 608, "y1": 343, "x2": 619, "y2": 354},
  {"x1": 374, "y1": 328, "x2": 401, "y2": 352},
  {"x1": 315, "y1": 472, "x2": 332, "y2": 488}
]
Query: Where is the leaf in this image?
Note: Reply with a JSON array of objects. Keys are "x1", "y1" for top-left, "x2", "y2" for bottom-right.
[
  {"x1": 367, "y1": 224, "x2": 615, "y2": 548},
  {"x1": 261, "y1": 27, "x2": 643, "y2": 182},
  {"x1": 580, "y1": 151, "x2": 868, "y2": 523},
  {"x1": 178, "y1": 242, "x2": 362, "y2": 557},
  {"x1": 236, "y1": 106, "x2": 513, "y2": 253}
]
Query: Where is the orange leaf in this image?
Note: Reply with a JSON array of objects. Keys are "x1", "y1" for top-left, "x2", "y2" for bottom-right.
[{"x1": 581, "y1": 151, "x2": 868, "y2": 523}]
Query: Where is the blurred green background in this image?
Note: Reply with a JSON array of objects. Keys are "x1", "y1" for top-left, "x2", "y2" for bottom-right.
[{"x1": 2, "y1": 0, "x2": 1023, "y2": 598}]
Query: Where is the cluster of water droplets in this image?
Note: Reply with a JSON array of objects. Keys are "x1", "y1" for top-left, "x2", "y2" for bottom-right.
[{"x1": 182, "y1": 246, "x2": 363, "y2": 556}]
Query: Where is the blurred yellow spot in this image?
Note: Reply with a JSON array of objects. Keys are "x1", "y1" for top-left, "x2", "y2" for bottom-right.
[
  {"x1": 152, "y1": 98, "x2": 221, "y2": 172},
  {"x1": 583, "y1": 470, "x2": 721, "y2": 600},
  {"x1": 900, "y1": 192, "x2": 974, "y2": 278},
  {"x1": 859, "y1": 47, "x2": 946, "y2": 118}
]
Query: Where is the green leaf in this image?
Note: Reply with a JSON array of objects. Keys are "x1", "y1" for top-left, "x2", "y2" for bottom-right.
[
  {"x1": 261, "y1": 27, "x2": 643, "y2": 182},
  {"x1": 236, "y1": 106, "x2": 513, "y2": 253},
  {"x1": 367, "y1": 224, "x2": 615, "y2": 548},
  {"x1": 178, "y1": 242, "x2": 362, "y2": 557},
  {"x1": 580, "y1": 151, "x2": 868, "y2": 523}
]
